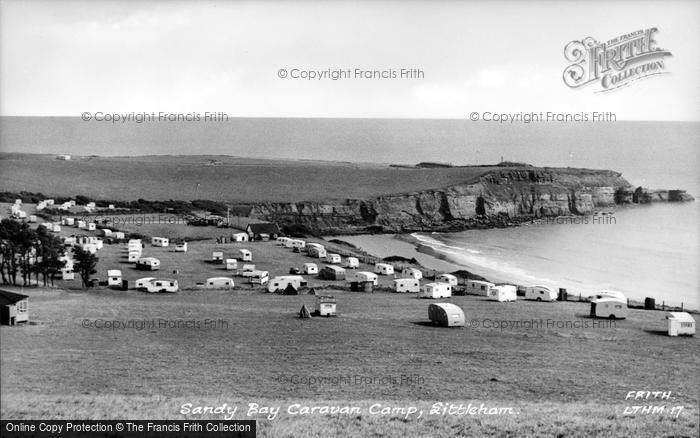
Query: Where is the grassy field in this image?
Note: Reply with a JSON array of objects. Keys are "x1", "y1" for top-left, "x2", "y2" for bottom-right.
[
  {"x1": 0, "y1": 153, "x2": 498, "y2": 203},
  {"x1": 1, "y1": 281, "x2": 698, "y2": 436}
]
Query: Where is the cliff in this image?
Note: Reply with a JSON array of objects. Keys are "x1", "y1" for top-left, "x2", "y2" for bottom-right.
[{"x1": 247, "y1": 167, "x2": 694, "y2": 235}]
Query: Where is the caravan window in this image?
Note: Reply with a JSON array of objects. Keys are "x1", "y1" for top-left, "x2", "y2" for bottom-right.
[{"x1": 480, "y1": 285, "x2": 485, "y2": 290}]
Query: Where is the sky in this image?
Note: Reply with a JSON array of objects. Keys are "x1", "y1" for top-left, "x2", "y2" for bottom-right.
[{"x1": 1, "y1": 0, "x2": 699, "y2": 121}]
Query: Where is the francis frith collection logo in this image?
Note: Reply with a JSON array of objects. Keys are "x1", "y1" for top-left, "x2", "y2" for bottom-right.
[{"x1": 563, "y1": 28, "x2": 672, "y2": 92}]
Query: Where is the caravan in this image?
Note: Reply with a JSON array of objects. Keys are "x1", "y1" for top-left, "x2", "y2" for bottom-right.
[
  {"x1": 303, "y1": 263, "x2": 318, "y2": 275},
  {"x1": 589, "y1": 290, "x2": 627, "y2": 302},
  {"x1": 136, "y1": 257, "x2": 161, "y2": 271},
  {"x1": 140, "y1": 278, "x2": 178, "y2": 293},
  {"x1": 393, "y1": 278, "x2": 420, "y2": 293},
  {"x1": 135, "y1": 277, "x2": 156, "y2": 289},
  {"x1": 225, "y1": 259, "x2": 238, "y2": 270},
  {"x1": 238, "y1": 249, "x2": 252, "y2": 261},
  {"x1": 374, "y1": 263, "x2": 394, "y2": 276},
  {"x1": 174, "y1": 242, "x2": 188, "y2": 252},
  {"x1": 152, "y1": 237, "x2": 169, "y2": 247},
  {"x1": 326, "y1": 253, "x2": 342, "y2": 264},
  {"x1": 267, "y1": 275, "x2": 306, "y2": 293},
  {"x1": 248, "y1": 270, "x2": 269, "y2": 285},
  {"x1": 347, "y1": 271, "x2": 378, "y2": 286},
  {"x1": 436, "y1": 274, "x2": 458, "y2": 286},
  {"x1": 107, "y1": 270, "x2": 122, "y2": 287},
  {"x1": 467, "y1": 280, "x2": 494, "y2": 296},
  {"x1": 212, "y1": 251, "x2": 224, "y2": 264},
  {"x1": 525, "y1": 285, "x2": 557, "y2": 302},
  {"x1": 420, "y1": 283, "x2": 452, "y2": 299},
  {"x1": 590, "y1": 297, "x2": 628, "y2": 319},
  {"x1": 206, "y1": 277, "x2": 235, "y2": 289},
  {"x1": 428, "y1": 303, "x2": 465, "y2": 327},
  {"x1": 401, "y1": 267, "x2": 423, "y2": 280},
  {"x1": 489, "y1": 285, "x2": 517, "y2": 302},
  {"x1": 344, "y1": 257, "x2": 359, "y2": 269}
]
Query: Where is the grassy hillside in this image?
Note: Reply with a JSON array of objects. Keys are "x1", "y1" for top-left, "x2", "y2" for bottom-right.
[
  {"x1": 1, "y1": 285, "x2": 698, "y2": 436},
  {"x1": 0, "y1": 153, "x2": 498, "y2": 203}
]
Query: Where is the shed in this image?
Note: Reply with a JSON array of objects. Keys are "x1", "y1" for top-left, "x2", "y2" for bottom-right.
[
  {"x1": 667, "y1": 312, "x2": 695, "y2": 336},
  {"x1": 401, "y1": 267, "x2": 423, "y2": 280},
  {"x1": 107, "y1": 269, "x2": 122, "y2": 287},
  {"x1": 490, "y1": 285, "x2": 517, "y2": 302},
  {"x1": 232, "y1": 233, "x2": 249, "y2": 242},
  {"x1": 315, "y1": 295, "x2": 337, "y2": 317},
  {"x1": 319, "y1": 265, "x2": 346, "y2": 281},
  {"x1": 374, "y1": 263, "x2": 395, "y2": 276},
  {"x1": 238, "y1": 249, "x2": 252, "y2": 261},
  {"x1": 246, "y1": 223, "x2": 280, "y2": 241},
  {"x1": 590, "y1": 297, "x2": 628, "y2": 319},
  {"x1": 420, "y1": 282, "x2": 452, "y2": 299},
  {"x1": 0, "y1": 290, "x2": 29, "y2": 325},
  {"x1": 394, "y1": 278, "x2": 420, "y2": 293},
  {"x1": 436, "y1": 273, "x2": 459, "y2": 287},
  {"x1": 428, "y1": 303, "x2": 465, "y2": 327}
]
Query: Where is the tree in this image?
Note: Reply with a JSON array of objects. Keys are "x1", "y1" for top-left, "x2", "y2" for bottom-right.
[
  {"x1": 34, "y1": 227, "x2": 66, "y2": 286},
  {"x1": 73, "y1": 246, "x2": 99, "y2": 288}
]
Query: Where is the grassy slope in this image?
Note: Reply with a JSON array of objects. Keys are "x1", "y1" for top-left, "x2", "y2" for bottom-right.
[
  {"x1": 0, "y1": 154, "x2": 499, "y2": 203},
  {"x1": 1, "y1": 266, "x2": 698, "y2": 436}
]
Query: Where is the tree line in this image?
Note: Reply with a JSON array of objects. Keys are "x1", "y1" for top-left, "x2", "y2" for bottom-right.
[{"x1": 0, "y1": 219, "x2": 98, "y2": 287}]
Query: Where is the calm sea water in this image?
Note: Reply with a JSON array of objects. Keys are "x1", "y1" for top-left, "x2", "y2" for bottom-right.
[{"x1": 1, "y1": 117, "x2": 698, "y2": 308}]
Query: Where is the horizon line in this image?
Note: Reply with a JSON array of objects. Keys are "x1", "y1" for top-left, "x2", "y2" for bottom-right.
[{"x1": 0, "y1": 115, "x2": 699, "y2": 123}]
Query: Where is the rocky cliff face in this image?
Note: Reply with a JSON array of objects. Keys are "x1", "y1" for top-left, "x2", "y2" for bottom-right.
[{"x1": 248, "y1": 167, "x2": 694, "y2": 235}]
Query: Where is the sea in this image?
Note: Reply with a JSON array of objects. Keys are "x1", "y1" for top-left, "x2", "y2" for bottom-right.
[{"x1": 1, "y1": 117, "x2": 698, "y2": 309}]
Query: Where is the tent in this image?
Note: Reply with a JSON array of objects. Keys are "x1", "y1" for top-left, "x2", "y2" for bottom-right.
[
  {"x1": 281, "y1": 284, "x2": 299, "y2": 295},
  {"x1": 299, "y1": 304, "x2": 311, "y2": 319}
]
